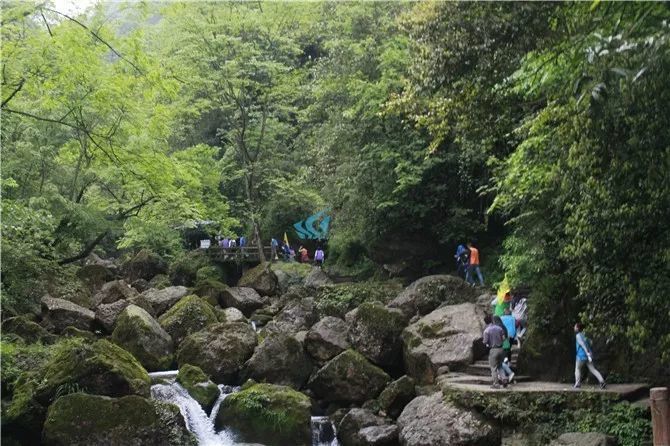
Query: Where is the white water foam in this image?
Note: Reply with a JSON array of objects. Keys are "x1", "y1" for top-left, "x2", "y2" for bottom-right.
[{"x1": 311, "y1": 416, "x2": 340, "y2": 446}]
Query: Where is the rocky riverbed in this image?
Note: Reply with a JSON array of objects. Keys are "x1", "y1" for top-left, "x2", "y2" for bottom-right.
[{"x1": 0, "y1": 250, "x2": 649, "y2": 445}]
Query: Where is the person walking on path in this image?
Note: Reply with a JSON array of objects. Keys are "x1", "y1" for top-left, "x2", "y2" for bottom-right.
[
  {"x1": 493, "y1": 315, "x2": 515, "y2": 383},
  {"x1": 299, "y1": 245, "x2": 309, "y2": 263},
  {"x1": 501, "y1": 308, "x2": 517, "y2": 352},
  {"x1": 271, "y1": 238, "x2": 279, "y2": 260},
  {"x1": 314, "y1": 248, "x2": 325, "y2": 267},
  {"x1": 455, "y1": 244, "x2": 469, "y2": 279},
  {"x1": 465, "y1": 242, "x2": 484, "y2": 287},
  {"x1": 574, "y1": 323, "x2": 606, "y2": 389},
  {"x1": 483, "y1": 314, "x2": 506, "y2": 388}
]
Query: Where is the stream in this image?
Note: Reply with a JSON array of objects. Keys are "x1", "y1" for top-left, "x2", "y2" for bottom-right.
[{"x1": 149, "y1": 371, "x2": 339, "y2": 446}]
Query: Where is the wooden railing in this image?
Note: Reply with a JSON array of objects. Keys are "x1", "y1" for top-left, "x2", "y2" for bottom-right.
[{"x1": 205, "y1": 246, "x2": 273, "y2": 263}]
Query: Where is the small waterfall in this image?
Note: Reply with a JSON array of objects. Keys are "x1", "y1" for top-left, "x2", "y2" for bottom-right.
[
  {"x1": 311, "y1": 416, "x2": 340, "y2": 446},
  {"x1": 150, "y1": 374, "x2": 340, "y2": 446},
  {"x1": 250, "y1": 320, "x2": 258, "y2": 332}
]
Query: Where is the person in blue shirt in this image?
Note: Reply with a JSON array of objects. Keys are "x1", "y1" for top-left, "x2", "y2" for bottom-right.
[
  {"x1": 239, "y1": 236, "x2": 246, "y2": 247},
  {"x1": 500, "y1": 308, "x2": 517, "y2": 360},
  {"x1": 271, "y1": 238, "x2": 279, "y2": 260},
  {"x1": 574, "y1": 323, "x2": 606, "y2": 389},
  {"x1": 454, "y1": 244, "x2": 469, "y2": 279}
]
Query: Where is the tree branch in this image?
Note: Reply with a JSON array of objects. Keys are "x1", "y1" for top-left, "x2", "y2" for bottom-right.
[
  {"x1": 1, "y1": 79, "x2": 25, "y2": 108},
  {"x1": 42, "y1": 7, "x2": 145, "y2": 76},
  {"x1": 57, "y1": 230, "x2": 109, "y2": 265}
]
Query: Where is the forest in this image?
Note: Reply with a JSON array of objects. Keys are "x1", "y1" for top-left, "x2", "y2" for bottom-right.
[{"x1": 1, "y1": 2, "x2": 670, "y2": 445}]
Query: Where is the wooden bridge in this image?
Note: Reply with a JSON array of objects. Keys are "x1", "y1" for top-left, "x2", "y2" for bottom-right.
[{"x1": 205, "y1": 246, "x2": 273, "y2": 263}]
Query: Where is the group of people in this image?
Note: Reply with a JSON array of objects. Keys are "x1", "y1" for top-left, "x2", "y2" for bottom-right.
[
  {"x1": 270, "y1": 238, "x2": 325, "y2": 267},
  {"x1": 455, "y1": 242, "x2": 484, "y2": 287},
  {"x1": 482, "y1": 289, "x2": 606, "y2": 390},
  {"x1": 216, "y1": 235, "x2": 247, "y2": 248}
]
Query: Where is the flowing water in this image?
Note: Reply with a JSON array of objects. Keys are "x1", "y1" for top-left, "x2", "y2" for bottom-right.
[{"x1": 149, "y1": 371, "x2": 339, "y2": 446}]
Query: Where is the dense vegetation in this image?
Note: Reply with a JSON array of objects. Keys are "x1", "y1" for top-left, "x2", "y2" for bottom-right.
[{"x1": 2, "y1": 0, "x2": 669, "y2": 378}]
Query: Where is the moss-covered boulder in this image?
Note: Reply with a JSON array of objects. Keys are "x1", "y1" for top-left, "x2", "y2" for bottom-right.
[
  {"x1": 34, "y1": 338, "x2": 151, "y2": 405},
  {"x1": 61, "y1": 326, "x2": 98, "y2": 341},
  {"x1": 215, "y1": 306, "x2": 247, "y2": 324},
  {"x1": 1, "y1": 316, "x2": 56, "y2": 344},
  {"x1": 158, "y1": 295, "x2": 218, "y2": 346},
  {"x1": 314, "y1": 281, "x2": 403, "y2": 319},
  {"x1": 112, "y1": 305, "x2": 174, "y2": 371},
  {"x1": 216, "y1": 383, "x2": 311, "y2": 446},
  {"x1": 4, "y1": 378, "x2": 46, "y2": 444},
  {"x1": 123, "y1": 249, "x2": 168, "y2": 282},
  {"x1": 348, "y1": 301, "x2": 406, "y2": 372},
  {"x1": 388, "y1": 275, "x2": 478, "y2": 319},
  {"x1": 40, "y1": 295, "x2": 95, "y2": 333},
  {"x1": 91, "y1": 280, "x2": 138, "y2": 307},
  {"x1": 77, "y1": 263, "x2": 116, "y2": 291},
  {"x1": 304, "y1": 267, "x2": 333, "y2": 288},
  {"x1": 242, "y1": 333, "x2": 313, "y2": 389},
  {"x1": 196, "y1": 265, "x2": 223, "y2": 283},
  {"x1": 176, "y1": 364, "x2": 220, "y2": 413},
  {"x1": 238, "y1": 263, "x2": 279, "y2": 296},
  {"x1": 141, "y1": 286, "x2": 189, "y2": 316},
  {"x1": 42, "y1": 393, "x2": 196, "y2": 446},
  {"x1": 148, "y1": 274, "x2": 171, "y2": 290},
  {"x1": 192, "y1": 279, "x2": 228, "y2": 307},
  {"x1": 263, "y1": 297, "x2": 318, "y2": 335},
  {"x1": 95, "y1": 299, "x2": 131, "y2": 332},
  {"x1": 376, "y1": 375, "x2": 416, "y2": 419},
  {"x1": 177, "y1": 322, "x2": 257, "y2": 383},
  {"x1": 402, "y1": 303, "x2": 486, "y2": 384},
  {"x1": 308, "y1": 349, "x2": 390, "y2": 404}
]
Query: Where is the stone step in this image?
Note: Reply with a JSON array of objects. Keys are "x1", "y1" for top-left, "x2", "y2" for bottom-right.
[{"x1": 445, "y1": 374, "x2": 533, "y2": 385}]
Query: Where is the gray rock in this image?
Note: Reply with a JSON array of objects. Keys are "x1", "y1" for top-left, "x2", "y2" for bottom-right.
[
  {"x1": 177, "y1": 322, "x2": 257, "y2": 383},
  {"x1": 111, "y1": 305, "x2": 174, "y2": 371},
  {"x1": 348, "y1": 301, "x2": 406, "y2": 370},
  {"x1": 41, "y1": 295, "x2": 95, "y2": 333},
  {"x1": 308, "y1": 350, "x2": 390, "y2": 404},
  {"x1": 221, "y1": 287, "x2": 268, "y2": 317},
  {"x1": 243, "y1": 333, "x2": 312, "y2": 389},
  {"x1": 92, "y1": 280, "x2": 139, "y2": 307},
  {"x1": 338, "y1": 408, "x2": 393, "y2": 446},
  {"x1": 264, "y1": 297, "x2": 318, "y2": 336},
  {"x1": 550, "y1": 432, "x2": 617, "y2": 446},
  {"x1": 388, "y1": 275, "x2": 477, "y2": 319},
  {"x1": 304, "y1": 267, "x2": 333, "y2": 288},
  {"x1": 95, "y1": 299, "x2": 131, "y2": 332},
  {"x1": 359, "y1": 425, "x2": 399, "y2": 446},
  {"x1": 402, "y1": 303, "x2": 485, "y2": 384},
  {"x1": 216, "y1": 306, "x2": 247, "y2": 324},
  {"x1": 141, "y1": 286, "x2": 189, "y2": 316},
  {"x1": 397, "y1": 392, "x2": 498, "y2": 446},
  {"x1": 305, "y1": 316, "x2": 350, "y2": 362}
]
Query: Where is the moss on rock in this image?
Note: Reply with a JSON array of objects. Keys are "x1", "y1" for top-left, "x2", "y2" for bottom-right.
[
  {"x1": 158, "y1": 295, "x2": 218, "y2": 346},
  {"x1": 42, "y1": 393, "x2": 196, "y2": 446},
  {"x1": 315, "y1": 281, "x2": 403, "y2": 319},
  {"x1": 348, "y1": 301, "x2": 406, "y2": 371},
  {"x1": 169, "y1": 251, "x2": 213, "y2": 286},
  {"x1": 112, "y1": 305, "x2": 174, "y2": 371},
  {"x1": 176, "y1": 364, "x2": 219, "y2": 413},
  {"x1": 238, "y1": 264, "x2": 278, "y2": 296},
  {"x1": 216, "y1": 382, "x2": 311, "y2": 446},
  {"x1": 191, "y1": 279, "x2": 228, "y2": 307},
  {"x1": 1, "y1": 316, "x2": 56, "y2": 344}
]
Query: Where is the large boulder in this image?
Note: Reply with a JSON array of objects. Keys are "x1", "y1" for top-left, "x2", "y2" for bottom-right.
[
  {"x1": 402, "y1": 303, "x2": 485, "y2": 384},
  {"x1": 41, "y1": 295, "x2": 95, "y2": 333},
  {"x1": 148, "y1": 274, "x2": 171, "y2": 290},
  {"x1": 95, "y1": 299, "x2": 131, "y2": 332},
  {"x1": 305, "y1": 316, "x2": 350, "y2": 363},
  {"x1": 91, "y1": 280, "x2": 138, "y2": 307},
  {"x1": 338, "y1": 408, "x2": 396, "y2": 446},
  {"x1": 388, "y1": 275, "x2": 477, "y2": 319},
  {"x1": 308, "y1": 349, "x2": 390, "y2": 404},
  {"x1": 549, "y1": 433, "x2": 617, "y2": 446},
  {"x1": 221, "y1": 287, "x2": 268, "y2": 317},
  {"x1": 176, "y1": 322, "x2": 257, "y2": 383},
  {"x1": 243, "y1": 333, "x2": 312, "y2": 389},
  {"x1": 35, "y1": 338, "x2": 151, "y2": 405},
  {"x1": 238, "y1": 263, "x2": 279, "y2": 296},
  {"x1": 2, "y1": 316, "x2": 56, "y2": 344},
  {"x1": 263, "y1": 297, "x2": 318, "y2": 335},
  {"x1": 348, "y1": 302, "x2": 406, "y2": 371},
  {"x1": 397, "y1": 392, "x2": 498, "y2": 446},
  {"x1": 123, "y1": 249, "x2": 168, "y2": 282},
  {"x1": 216, "y1": 306, "x2": 247, "y2": 324},
  {"x1": 176, "y1": 364, "x2": 220, "y2": 413},
  {"x1": 377, "y1": 375, "x2": 416, "y2": 419},
  {"x1": 158, "y1": 295, "x2": 218, "y2": 346},
  {"x1": 216, "y1": 382, "x2": 311, "y2": 446},
  {"x1": 141, "y1": 286, "x2": 189, "y2": 316},
  {"x1": 42, "y1": 393, "x2": 196, "y2": 446},
  {"x1": 304, "y1": 267, "x2": 333, "y2": 288},
  {"x1": 112, "y1": 305, "x2": 174, "y2": 372}
]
